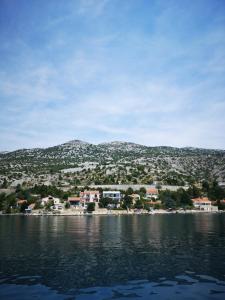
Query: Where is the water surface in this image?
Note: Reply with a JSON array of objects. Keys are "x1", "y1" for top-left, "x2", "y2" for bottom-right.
[{"x1": 0, "y1": 214, "x2": 225, "y2": 299}]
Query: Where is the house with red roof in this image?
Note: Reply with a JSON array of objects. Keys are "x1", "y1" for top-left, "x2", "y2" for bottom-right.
[
  {"x1": 68, "y1": 191, "x2": 100, "y2": 209},
  {"x1": 192, "y1": 197, "x2": 216, "y2": 211},
  {"x1": 80, "y1": 191, "x2": 100, "y2": 203},
  {"x1": 145, "y1": 187, "x2": 159, "y2": 200},
  {"x1": 68, "y1": 196, "x2": 83, "y2": 207}
]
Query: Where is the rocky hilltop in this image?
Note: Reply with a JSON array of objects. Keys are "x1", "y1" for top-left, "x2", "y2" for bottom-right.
[{"x1": 0, "y1": 140, "x2": 225, "y2": 187}]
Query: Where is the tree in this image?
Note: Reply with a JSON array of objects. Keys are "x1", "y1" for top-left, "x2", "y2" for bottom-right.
[
  {"x1": 63, "y1": 193, "x2": 69, "y2": 200},
  {"x1": 65, "y1": 201, "x2": 70, "y2": 209},
  {"x1": 208, "y1": 183, "x2": 225, "y2": 201},
  {"x1": 126, "y1": 187, "x2": 134, "y2": 195},
  {"x1": 139, "y1": 187, "x2": 146, "y2": 197},
  {"x1": 176, "y1": 188, "x2": 192, "y2": 207},
  {"x1": 20, "y1": 201, "x2": 28, "y2": 213},
  {"x1": 155, "y1": 183, "x2": 162, "y2": 190},
  {"x1": 159, "y1": 190, "x2": 176, "y2": 209},
  {"x1": 0, "y1": 193, "x2": 6, "y2": 211},
  {"x1": 144, "y1": 202, "x2": 152, "y2": 211},
  {"x1": 1, "y1": 178, "x2": 8, "y2": 189},
  {"x1": 122, "y1": 195, "x2": 133, "y2": 209},
  {"x1": 24, "y1": 190, "x2": 31, "y2": 201},
  {"x1": 45, "y1": 199, "x2": 54, "y2": 211},
  {"x1": 163, "y1": 196, "x2": 176, "y2": 209},
  {"x1": 30, "y1": 184, "x2": 63, "y2": 198},
  {"x1": 87, "y1": 202, "x2": 95, "y2": 212},
  {"x1": 99, "y1": 197, "x2": 111, "y2": 208},
  {"x1": 2, "y1": 193, "x2": 17, "y2": 213},
  {"x1": 202, "y1": 181, "x2": 210, "y2": 193},
  {"x1": 16, "y1": 184, "x2": 22, "y2": 193},
  {"x1": 188, "y1": 185, "x2": 201, "y2": 198},
  {"x1": 134, "y1": 199, "x2": 143, "y2": 209},
  {"x1": 97, "y1": 187, "x2": 103, "y2": 194},
  {"x1": 154, "y1": 203, "x2": 162, "y2": 209},
  {"x1": 217, "y1": 201, "x2": 225, "y2": 210},
  {"x1": 34, "y1": 201, "x2": 43, "y2": 210}
]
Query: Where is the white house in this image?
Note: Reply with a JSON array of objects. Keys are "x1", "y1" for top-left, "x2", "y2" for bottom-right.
[
  {"x1": 192, "y1": 197, "x2": 212, "y2": 211},
  {"x1": 103, "y1": 191, "x2": 121, "y2": 202},
  {"x1": 80, "y1": 191, "x2": 100, "y2": 203},
  {"x1": 41, "y1": 195, "x2": 61, "y2": 208},
  {"x1": 145, "y1": 188, "x2": 159, "y2": 200}
]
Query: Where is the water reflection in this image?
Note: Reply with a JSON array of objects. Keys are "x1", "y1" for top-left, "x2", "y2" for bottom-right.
[{"x1": 0, "y1": 214, "x2": 225, "y2": 299}]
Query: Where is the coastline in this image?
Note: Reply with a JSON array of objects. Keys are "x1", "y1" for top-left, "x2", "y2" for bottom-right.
[{"x1": 0, "y1": 209, "x2": 224, "y2": 216}]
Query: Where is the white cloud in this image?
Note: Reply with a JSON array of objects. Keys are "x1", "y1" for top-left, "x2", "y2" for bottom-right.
[
  {"x1": 0, "y1": 0, "x2": 225, "y2": 150},
  {"x1": 0, "y1": 66, "x2": 64, "y2": 103}
]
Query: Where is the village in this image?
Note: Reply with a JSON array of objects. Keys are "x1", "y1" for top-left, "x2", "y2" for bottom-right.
[{"x1": 3, "y1": 184, "x2": 223, "y2": 216}]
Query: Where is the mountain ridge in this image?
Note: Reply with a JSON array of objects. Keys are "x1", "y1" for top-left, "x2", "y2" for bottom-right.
[
  {"x1": 1, "y1": 139, "x2": 225, "y2": 155},
  {"x1": 0, "y1": 139, "x2": 225, "y2": 188}
]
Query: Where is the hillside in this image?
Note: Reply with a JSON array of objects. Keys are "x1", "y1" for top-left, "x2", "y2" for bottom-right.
[{"x1": 0, "y1": 140, "x2": 225, "y2": 188}]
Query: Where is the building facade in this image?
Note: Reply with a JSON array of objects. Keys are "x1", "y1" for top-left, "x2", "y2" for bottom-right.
[
  {"x1": 192, "y1": 197, "x2": 212, "y2": 211},
  {"x1": 102, "y1": 191, "x2": 121, "y2": 202},
  {"x1": 80, "y1": 191, "x2": 100, "y2": 203},
  {"x1": 145, "y1": 188, "x2": 159, "y2": 200}
]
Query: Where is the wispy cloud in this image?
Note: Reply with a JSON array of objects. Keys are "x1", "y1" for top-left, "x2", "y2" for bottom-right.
[
  {"x1": 77, "y1": 0, "x2": 111, "y2": 17},
  {"x1": 0, "y1": 0, "x2": 225, "y2": 150}
]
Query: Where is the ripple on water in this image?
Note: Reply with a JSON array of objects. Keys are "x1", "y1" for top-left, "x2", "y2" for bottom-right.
[
  {"x1": 1, "y1": 214, "x2": 225, "y2": 299},
  {"x1": 0, "y1": 275, "x2": 225, "y2": 300}
]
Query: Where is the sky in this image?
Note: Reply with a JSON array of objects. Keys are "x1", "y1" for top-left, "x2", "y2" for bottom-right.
[{"x1": 0, "y1": 0, "x2": 225, "y2": 151}]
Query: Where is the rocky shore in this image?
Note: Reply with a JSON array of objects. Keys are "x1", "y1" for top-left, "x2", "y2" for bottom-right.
[{"x1": 1, "y1": 208, "x2": 224, "y2": 216}]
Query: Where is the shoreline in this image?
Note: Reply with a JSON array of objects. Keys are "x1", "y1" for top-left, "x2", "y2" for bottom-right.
[{"x1": 0, "y1": 209, "x2": 224, "y2": 216}]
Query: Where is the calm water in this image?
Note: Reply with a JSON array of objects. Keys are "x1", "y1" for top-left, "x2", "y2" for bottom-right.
[{"x1": 0, "y1": 214, "x2": 225, "y2": 299}]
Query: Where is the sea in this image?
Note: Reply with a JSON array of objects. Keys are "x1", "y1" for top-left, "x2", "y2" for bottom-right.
[{"x1": 0, "y1": 214, "x2": 225, "y2": 299}]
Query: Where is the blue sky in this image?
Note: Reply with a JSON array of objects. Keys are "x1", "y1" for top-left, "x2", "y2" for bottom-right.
[{"x1": 0, "y1": 0, "x2": 225, "y2": 151}]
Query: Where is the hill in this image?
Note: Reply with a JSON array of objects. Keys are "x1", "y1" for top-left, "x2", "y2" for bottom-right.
[{"x1": 0, "y1": 140, "x2": 225, "y2": 187}]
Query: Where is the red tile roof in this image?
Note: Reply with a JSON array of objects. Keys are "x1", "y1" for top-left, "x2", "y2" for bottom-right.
[
  {"x1": 80, "y1": 191, "x2": 100, "y2": 195},
  {"x1": 192, "y1": 197, "x2": 211, "y2": 203},
  {"x1": 68, "y1": 197, "x2": 81, "y2": 202},
  {"x1": 146, "y1": 188, "x2": 158, "y2": 194}
]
